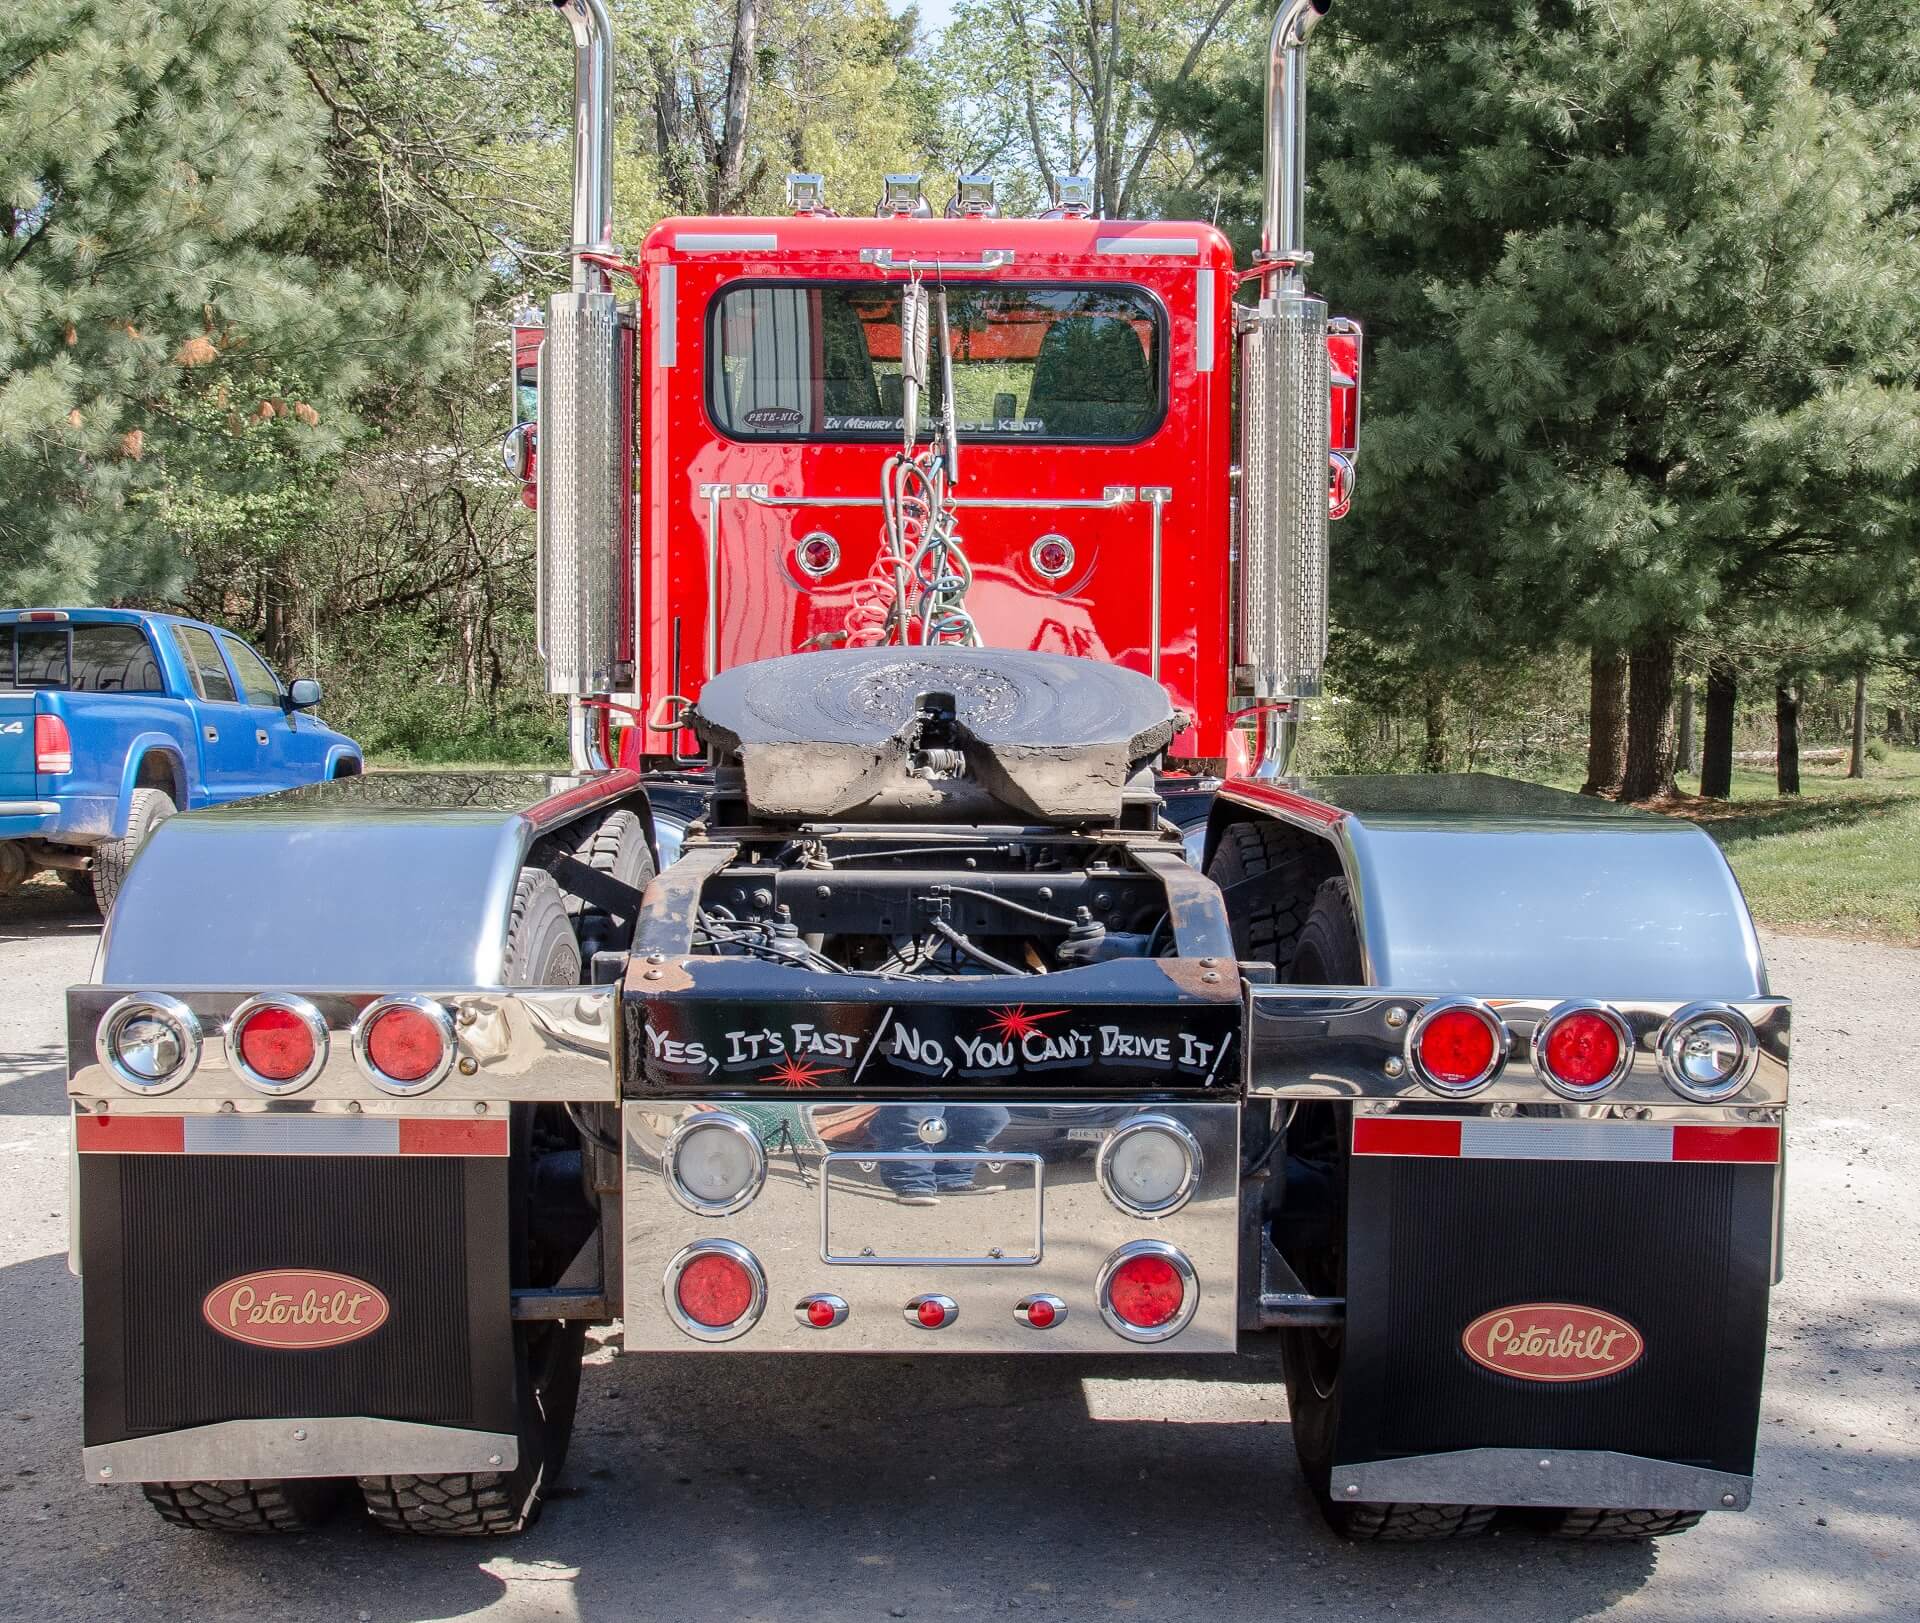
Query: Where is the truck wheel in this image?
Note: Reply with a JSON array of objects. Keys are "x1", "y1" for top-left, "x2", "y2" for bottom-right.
[
  {"x1": 90, "y1": 787, "x2": 175, "y2": 915},
  {"x1": 141, "y1": 1477, "x2": 342, "y2": 1533},
  {"x1": 61, "y1": 867, "x2": 95, "y2": 903},
  {"x1": 360, "y1": 866, "x2": 587, "y2": 1537},
  {"x1": 1280, "y1": 881, "x2": 1497, "y2": 1541},
  {"x1": 549, "y1": 808, "x2": 655, "y2": 963},
  {"x1": 1204, "y1": 821, "x2": 1332, "y2": 977},
  {"x1": 1539, "y1": 1508, "x2": 1704, "y2": 1540}
]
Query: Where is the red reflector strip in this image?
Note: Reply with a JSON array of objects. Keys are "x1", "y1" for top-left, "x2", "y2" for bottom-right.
[
  {"x1": 1672, "y1": 1124, "x2": 1780, "y2": 1164},
  {"x1": 75, "y1": 1114, "x2": 508, "y2": 1156},
  {"x1": 1354, "y1": 1116, "x2": 1781, "y2": 1165},
  {"x1": 75, "y1": 1115, "x2": 185, "y2": 1154},
  {"x1": 1352, "y1": 1116, "x2": 1462, "y2": 1158},
  {"x1": 397, "y1": 1118, "x2": 509, "y2": 1157}
]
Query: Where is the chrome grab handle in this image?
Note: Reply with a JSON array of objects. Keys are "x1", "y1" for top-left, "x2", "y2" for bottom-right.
[{"x1": 858, "y1": 248, "x2": 1013, "y2": 272}]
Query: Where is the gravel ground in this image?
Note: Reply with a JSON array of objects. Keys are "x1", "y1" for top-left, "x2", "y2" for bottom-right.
[{"x1": 1, "y1": 875, "x2": 1915, "y2": 1622}]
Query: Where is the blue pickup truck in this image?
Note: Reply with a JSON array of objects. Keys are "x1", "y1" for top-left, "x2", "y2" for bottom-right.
[{"x1": 0, "y1": 609, "x2": 361, "y2": 911}]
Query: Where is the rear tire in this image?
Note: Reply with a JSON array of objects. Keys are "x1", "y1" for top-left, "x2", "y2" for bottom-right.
[
  {"x1": 545, "y1": 808, "x2": 654, "y2": 964},
  {"x1": 1204, "y1": 821, "x2": 1335, "y2": 978},
  {"x1": 91, "y1": 786, "x2": 175, "y2": 915},
  {"x1": 1539, "y1": 1507, "x2": 1705, "y2": 1541},
  {"x1": 360, "y1": 865, "x2": 586, "y2": 1537},
  {"x1": 142, "y1": 1477, "x2": 343, "y2": 1534},
  {"x1": 1279, "y1": 880, "x2": 1495, "y2": 1541}
]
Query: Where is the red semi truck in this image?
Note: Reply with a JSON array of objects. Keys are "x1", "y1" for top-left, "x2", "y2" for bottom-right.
[{"x1": 67, "y1": 0, "x2": 1785, "y2": 1544}]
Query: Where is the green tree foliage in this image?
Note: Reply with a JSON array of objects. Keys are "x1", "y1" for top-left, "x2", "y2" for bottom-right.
[
  {"x1": 0, "y1": 0, "x2": 462, "y2": 605},
  {"x1": 1174, "y1": 0, "x2": 1920, "y2": 794}
]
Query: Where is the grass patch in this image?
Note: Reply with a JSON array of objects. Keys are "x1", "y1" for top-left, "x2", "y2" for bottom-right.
[{"x1": 1533, "y1": 750, "x2": 1920, "y2": 945}]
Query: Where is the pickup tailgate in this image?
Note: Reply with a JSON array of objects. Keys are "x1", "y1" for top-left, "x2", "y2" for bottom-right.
[{"x1": 0, "y1": 691, "x2": 36, "y2": 799}]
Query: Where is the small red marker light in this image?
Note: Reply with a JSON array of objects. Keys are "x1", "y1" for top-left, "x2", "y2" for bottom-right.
[
  {"x1": 807, "y1": 1298, "x2": 836, "y2": 1328},
  {"x1": 1026, "y1": 1298, "x2": 1056, "y2": 1329},
  {"x1": 236, "y1": 1006, "x2": 314, "y2": 1083},
  {"x1": 917, "y1": 1299, "x2": 946, "y2": 1328}
]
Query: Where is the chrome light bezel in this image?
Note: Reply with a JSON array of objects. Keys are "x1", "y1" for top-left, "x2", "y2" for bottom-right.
[
  {"x1": 663, "y1": 1110, "x2": 768, "y2": 1217},
  {"x1": 794, "y1": 1293, "x2": 848, "y2": 1330},
  {"x1": 96, "y1": 993, "x2": 201, "y2": 1095},
  {"x1": 1029, "y1": 534, "x2": 1075, "y2": 580},
  {"x1": 663, "y1": 1240, "x2": 766, "y2": 1343},
  {"x1": 1404, "y1": 997, "x2": 1510, "y2": 1098},
  {"x1": 1530, "y1": 1000, "x2": 1636, "y2": 1101},
  {"x1": 223, "y1": 994, "x2": 330, "y2": 1096},
  {"x1": 1097, "y1": 1239, "x2": 1198, "y2": 1344},
  {"x1": 351, "y1": 994, "x2": 456, "y2": 1096},
  {"x1": 1095, "y1": 1112, "x2": 1202, "y2": 1219},
  {"x1": 1657, "y1": 1002, "x2": 1759, "y2": 1102}
]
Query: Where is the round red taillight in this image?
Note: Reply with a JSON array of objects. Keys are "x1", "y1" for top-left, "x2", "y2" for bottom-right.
[
  {"x1": 917, "y1": 1299, "x2": 947, "y2": 1328},
  {"x1": 1537, "y1": 1006, "x2": 1628, "y2": 1095},
  {"x1": 353, "y1": 996, "x2": 453, "y2": 1094},
  {"x1": 1408, "y1": 1002, "x2": 1506, "y2": 1095},
  {"x1": 1108, "y1": 1254, "x2": 1181, "y2": 1329},
  {"x1": 676, "y1": 1253, "x2": 755, "y2": 1328},
  {"x1": 806, "y1": 1298, "x2": 837, "y2": 1328},
  {"x1": 1025, "y1": 1297, "x2": 1056, "y2": 1329},
  {"x1": 225, "y1": 996, "x2": 327, "y2": 1093},
  {"x1": 795, "y1": 533, "x2": 839, "y2": 578},
  {"x1": 366, "y1": 1006, "x2": 443, "y2": 1082},
  {"x1": 237, "y1": 1007, "x2": 313, "y2": 1081}
]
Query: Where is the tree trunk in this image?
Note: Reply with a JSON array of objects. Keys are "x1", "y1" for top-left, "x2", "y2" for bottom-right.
[
  {"x1": 1700, "y1": 656, "x2": 1736, "y2": 799},
  {"x1": 1420, "y1": 672, "x2": 1449, "y2": 773},
  {"x1": 1619, "y1": 634, "x2": 1677, "y2": 800},
  {"x1": 1676, "y1": 682, "x2": 1697, "y2": 778},
  {"x1": 711, "y1": 0, "x2": 758, "y2": 212},
  {"x1": 1849, "y1": 667, "x2": 1868, "y2": 778},
  {"x1": 1891, "y1": 706, "x2": 1908, "y2": 745},
  {"x1": 1775, "y1": 682, "x2": 1802, "y2": 796},
  {"x1": 1581, "y1": 647, "x2": 1627, "y2": 796}
]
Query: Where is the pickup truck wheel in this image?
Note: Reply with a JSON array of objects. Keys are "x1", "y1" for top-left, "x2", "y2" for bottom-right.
[
  {"x1": 1280, "y1": 881, "x2": 1498, "y2": 1542},
  {"x1": 61, "y1": 866, "x2": 95, "y2": 903},
  {"x1": 90, "y1": 787, "x2": 175, "y2": 915},
  {"x1": 140, "y1": 1477, "x2": 343, "y2": 1533},
  {"x1": 359, "y1": 867, "x2": 586, "y2": 1538}
]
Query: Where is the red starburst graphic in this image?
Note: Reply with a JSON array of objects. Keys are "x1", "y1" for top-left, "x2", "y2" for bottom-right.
[
  {"x1": 766, "y1": 1056, "x2": 840, "y2": 1090},
  {"x1": 984, "y1": 1006, "x2": 1070, "y2": 1041}
]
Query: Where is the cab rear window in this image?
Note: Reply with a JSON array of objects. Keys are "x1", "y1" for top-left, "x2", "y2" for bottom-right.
[
  {"x1": 707, "y1": 282, "x2": 1165, "y2": 445},
  {"x1": 4, "y1": 624, "x2": 164, "y2": 692}
]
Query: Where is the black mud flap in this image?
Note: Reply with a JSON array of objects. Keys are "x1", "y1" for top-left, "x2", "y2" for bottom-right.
[
  {"x1": 81, "y1": 1153, "x2": 516, "y2": 1459},
  {"x1": 1336, "y1": 1155, "x2": 1774, "y2": 1484}
]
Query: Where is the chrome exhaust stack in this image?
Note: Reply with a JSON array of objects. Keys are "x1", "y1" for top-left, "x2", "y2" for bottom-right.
[
  {"x1": 1239, "y1": 0, "x2": 1332, "y2": 744},
  {"x1": 541, "y1": 0, "x2": 624, "y2": 730}
]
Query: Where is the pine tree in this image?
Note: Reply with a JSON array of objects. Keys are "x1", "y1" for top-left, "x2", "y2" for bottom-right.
[
  {"x1": 0, "y1": 0, "x2": 460, "y2": 604},
  {"x1": 1169, "y1": 0, "x2": 1920, "y2": 795}
]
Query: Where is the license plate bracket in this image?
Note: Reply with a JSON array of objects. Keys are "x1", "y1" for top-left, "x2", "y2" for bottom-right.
[{"x1": 820, "y1": 1151, "x2": 1043, "y2": 1265}]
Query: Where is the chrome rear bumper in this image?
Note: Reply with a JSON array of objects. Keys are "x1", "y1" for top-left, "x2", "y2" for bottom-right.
[{"x1": 622, "y1": 1099, "x2": 1241, "y2": 1353}]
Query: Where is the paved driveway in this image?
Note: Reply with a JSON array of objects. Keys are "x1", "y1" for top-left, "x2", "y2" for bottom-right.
[{"x1": 1, "y1": 878, "x2": 1913, "y2": 1621}]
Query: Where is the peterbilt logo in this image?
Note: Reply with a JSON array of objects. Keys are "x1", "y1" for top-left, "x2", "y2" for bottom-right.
[
  {"x1": 202, "y1": 1269, "x2": 390, "y2": 1350},
  {"x1": 1461, "y1": 1304, "x2": 1644, "y2": 1383}
]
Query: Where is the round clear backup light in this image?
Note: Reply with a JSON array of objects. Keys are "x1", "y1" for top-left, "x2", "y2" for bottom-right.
[
  {"x1": 97, "y1": 994, "x2": 201, "y2": 1094},
  {"x1": 1657, "y1": 1002, "x2": 1759, "y2": 1102},
  {"x1": 665, "y1": 1112, "x2": 767, "y2": 1216},
  {"x1": 1097, "y1": 1113, "x2": 1202, "y2": 1218}
]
